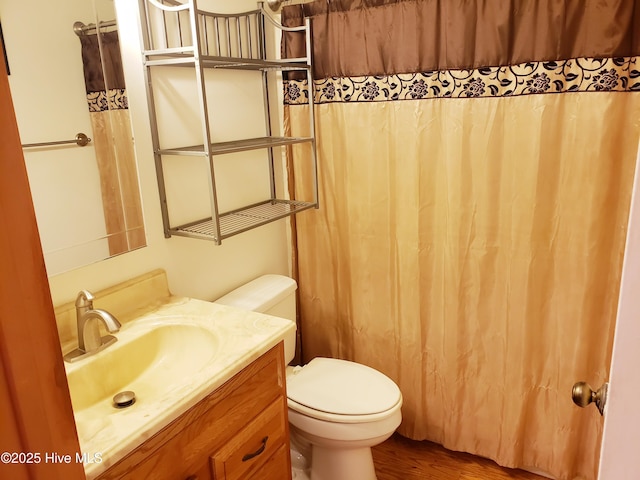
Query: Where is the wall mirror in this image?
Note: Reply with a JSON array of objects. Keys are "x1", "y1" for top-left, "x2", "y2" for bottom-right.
[{"x1": 1, "y1": 0, "x2": 146, "y2": 276}]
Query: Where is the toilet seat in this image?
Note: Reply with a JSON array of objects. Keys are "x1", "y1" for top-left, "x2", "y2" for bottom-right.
[
  {"x1": 287, "y1": 397, "x2": 402, "y2": 424},
  {"x1": 287, "y1": 357, "x2": 402, "y2": 423}
]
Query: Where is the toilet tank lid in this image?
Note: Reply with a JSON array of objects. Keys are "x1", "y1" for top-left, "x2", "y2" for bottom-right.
[{"x1": 215, "y1": 274, "x2": 297, "y2": 313}]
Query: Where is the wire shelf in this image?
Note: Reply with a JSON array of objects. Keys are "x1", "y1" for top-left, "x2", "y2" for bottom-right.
[{"x1": 171, "y1": 199, "x2": 316, "y2": 241}]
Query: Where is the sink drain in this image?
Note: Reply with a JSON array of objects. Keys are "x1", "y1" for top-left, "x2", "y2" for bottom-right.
[{"x1": 113, "y1": 391, "x2": 136, "y2": 409}]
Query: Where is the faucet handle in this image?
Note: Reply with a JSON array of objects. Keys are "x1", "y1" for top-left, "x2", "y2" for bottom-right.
[{"x1": 75, "y1": 290, "x2": 95, "y2": 308}]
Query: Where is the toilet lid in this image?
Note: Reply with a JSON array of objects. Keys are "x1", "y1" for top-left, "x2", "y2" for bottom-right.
[{"x1": 287, "y1": 357, "x2": 401, "y2": 416}]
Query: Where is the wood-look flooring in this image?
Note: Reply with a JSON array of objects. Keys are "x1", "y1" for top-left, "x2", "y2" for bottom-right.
[{"x1": 372, "y1": 434, "x2": 546, "y2": 480}]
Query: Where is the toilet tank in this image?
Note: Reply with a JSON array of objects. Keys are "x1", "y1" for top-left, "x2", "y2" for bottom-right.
[{"x1": 215, "y1": 275, "x2": 297, "y2": 362}]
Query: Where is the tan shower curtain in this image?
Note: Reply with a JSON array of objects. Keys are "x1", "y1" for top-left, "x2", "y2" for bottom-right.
[
  {"x1": 282, "y1": 1, "x2": 640, "y2": 479},
  {"x1": 79, "y1": 30, "x2": 145, "y2": 256}
]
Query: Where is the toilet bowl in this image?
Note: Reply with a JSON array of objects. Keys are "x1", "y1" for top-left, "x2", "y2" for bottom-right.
[{"x1": 215, "y1": 275, "x2": 403, "y2": 480}]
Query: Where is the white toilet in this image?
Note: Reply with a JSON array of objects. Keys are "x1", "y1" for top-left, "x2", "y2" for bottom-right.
[{"x1": 215, "y1": 275, "x2": 402, "y2": 480}]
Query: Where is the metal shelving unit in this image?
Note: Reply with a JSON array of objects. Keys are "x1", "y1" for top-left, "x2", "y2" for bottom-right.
[{"x1": 138, "y1": 0, "x2": 318, "y2": 244}]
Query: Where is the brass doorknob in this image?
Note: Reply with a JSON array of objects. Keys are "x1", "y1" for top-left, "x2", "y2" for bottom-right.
[{"x1": 572, "y1": 381, "x2": 608, "y2": 416}]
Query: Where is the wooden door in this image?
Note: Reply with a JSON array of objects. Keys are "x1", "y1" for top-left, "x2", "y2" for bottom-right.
[{"x1": 0, "y1": 38, "x2": 85, "y2": 480}]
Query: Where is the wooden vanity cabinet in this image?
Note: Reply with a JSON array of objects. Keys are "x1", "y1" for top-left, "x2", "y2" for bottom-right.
[{"x1": 96, "y1": 342, "x2": 292, "y2": 480}]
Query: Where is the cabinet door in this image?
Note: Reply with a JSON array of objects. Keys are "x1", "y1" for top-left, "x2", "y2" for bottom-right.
[
  {"x1": 184, "y1": 461, "x2": 213, "y2": 480},
  {"x1": 211, "y1": 397, "x2": 289, "y2": 480}
]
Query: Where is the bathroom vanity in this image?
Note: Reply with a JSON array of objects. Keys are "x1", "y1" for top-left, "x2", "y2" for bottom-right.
[
  {"x1": 95, "y1": 343, "x2": 291, "y2": 480},
  {"x1": 55, "y1": 270, "x2": 295, "y2": 480}
]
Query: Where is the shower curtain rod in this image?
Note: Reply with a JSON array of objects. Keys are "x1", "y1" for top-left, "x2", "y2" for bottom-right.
[{"x1": 73, "y1": 19, "x2": 117, "y2": 36}]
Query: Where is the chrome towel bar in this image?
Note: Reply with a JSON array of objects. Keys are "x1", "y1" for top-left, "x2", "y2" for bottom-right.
[{"x1": 22, "y1": 132, "x2": 91, "y2": 149}]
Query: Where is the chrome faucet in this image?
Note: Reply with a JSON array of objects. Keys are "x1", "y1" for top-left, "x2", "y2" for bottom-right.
[{"x1": 64, "y1": 290, "x2": 121, "y2": 363}]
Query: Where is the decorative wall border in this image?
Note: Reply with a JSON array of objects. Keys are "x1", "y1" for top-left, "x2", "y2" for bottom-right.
[
  {"x1": 87, "y1": 88, "x2": 128, "y2": 112},
  {"x1": 284, "y1": 56, "x2": 640, "y2": 105}
]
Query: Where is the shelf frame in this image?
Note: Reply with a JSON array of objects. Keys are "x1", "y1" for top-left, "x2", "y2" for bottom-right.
[
  {"x1": 157, "y1": 136, "x2": 314, "y2": 156},
  {"x1": 143, "y1": 53, "x2": 310, "y2": 71},
  {"x1": 139, "y1": 0, "x2": 319, "y2": 244}
]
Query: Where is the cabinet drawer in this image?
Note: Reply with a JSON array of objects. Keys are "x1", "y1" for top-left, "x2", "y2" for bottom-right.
[
  {"x1": 211, "y1": 396, "x2": 288, "y2": 480},
  {"x1": 243, "y1": 444, "x2": 291, "y2": 480}
]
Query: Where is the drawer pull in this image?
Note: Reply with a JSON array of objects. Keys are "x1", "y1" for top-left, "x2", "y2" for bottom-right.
[
  {"x1": 241, "y1": 436, "x2": 269, "y2": 462},
  {"x1": 185, "y1": 476, "x2": 198, "y2": 480}
]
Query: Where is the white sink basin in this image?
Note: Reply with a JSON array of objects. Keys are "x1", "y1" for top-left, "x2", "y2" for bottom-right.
[{"x1": 66, "y1": 322, "x2": 219, "y2": 412}]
